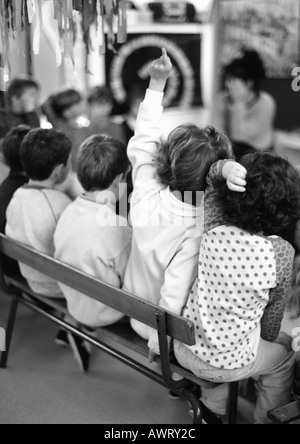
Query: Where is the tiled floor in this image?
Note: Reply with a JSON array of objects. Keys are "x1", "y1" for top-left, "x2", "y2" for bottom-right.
[{"x1": 0, "y1": 292, "x2": 254, "y2": 424}]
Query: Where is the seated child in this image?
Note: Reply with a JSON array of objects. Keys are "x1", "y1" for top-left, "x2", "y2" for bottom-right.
[
  {"x1": 6, "y1": 128, "x2": 72, "y2": 298},
  {"x1": 88, "y1": 86, "x2": 133, "y2": 217},
  {"x1": 7, "y1": 76, "x2": 41, "y2": 128},
  {"x1": 54, "y1": 134, "x2": 132, "y2": 327},
  {"x1": 123, "y1": 49, "x2": 232, "y2": 357},
  {"x1": 0, "y1": 126, "x2": 31, "y2": 233},
  {"x1": 43, "y1": 89, "x2": 89, "y2": 170},
  {"x1": 175, "y1": 152, "x2": 300, "y2": 424},
  {"x1": 5, "y1": 128, "x2": 95, "y2": 371},
  {"x1": 87, "y1": 86, "x2": 126, "y2": 144},
  {"x1": 0, "y1": 125, "x2": 31, "y2": 276}
]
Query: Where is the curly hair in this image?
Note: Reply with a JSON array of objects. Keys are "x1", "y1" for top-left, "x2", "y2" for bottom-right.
[
  {"x1": 156, "y1": 125, "x2": 232, "y2": 200},
  {"x1": 215, "y1": 152, "x2": 300, "y2": 236}
]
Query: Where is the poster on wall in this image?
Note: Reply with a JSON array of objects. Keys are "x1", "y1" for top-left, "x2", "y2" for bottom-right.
[
  {"x1": 106, "y1": 31, "x2": 202, "y2": 112},
  {"x1": 221, "y1": 0, "x2": 300, "y2": 78}
]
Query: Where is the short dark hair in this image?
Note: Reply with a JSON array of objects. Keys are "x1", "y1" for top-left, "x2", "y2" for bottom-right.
[
  {"x1": 51, "y1": 89, "x2": 82, "y2": 118},
  {"x1": 224, "y1": 49, "x2": 266, "y2": 93},
  {"x1": 215, "y1": 152, "x2": 300, "y2": 236},
  {"x1": 2, "y1": 125, "x2": 31, "y2": 172},
  {"x1": 20, "y1": 129, "x2": 72, "y2": 181},
  {"x1": 77, "y1": 135, "x2": 129, "y2": 191},
  {"x1": 157, "y1": 125, "x2": 232, "y2": 196},
  {"x1": 0, "y1": 109, "x2": 13, "y2": 139},
  {"x1": 7, "y1": 76, "x2": 40, "y2": 106},
  {"x1": 87, "y1": 86, "x2": 113, "y2": 105}
]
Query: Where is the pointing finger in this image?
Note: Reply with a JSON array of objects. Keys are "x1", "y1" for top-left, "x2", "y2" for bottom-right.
[{"x1": 162, "y1": 48, "x2": 168, "y2": 60}]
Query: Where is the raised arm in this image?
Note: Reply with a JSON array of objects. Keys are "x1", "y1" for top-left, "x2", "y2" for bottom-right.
[
  {"x1": 204, "y1": 160, "x2": 247, "y2": 233},
  {"x1": 128, "y1": 49, "x2": 173, "y2": 192}
]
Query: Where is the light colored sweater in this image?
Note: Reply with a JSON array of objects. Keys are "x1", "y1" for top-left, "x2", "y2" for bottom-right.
[
  {"x1": 5, "y1": 186, "x2": 72, "y2": 297},
  {"x1": 123, "y1": 89, "x2": 204, "y2": 353},
  {"x1": 54, "y1": 195, "x2": 132, "y2": 327},
  {"x1": 215, "y1": 91, "x2": 276, "y2": 151}
]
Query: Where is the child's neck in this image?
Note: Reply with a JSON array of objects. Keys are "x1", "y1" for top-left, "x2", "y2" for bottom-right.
[
  {"x1": 28, "y1": 178, "x2": 56, "y2": 189},
  {"x1": 83, "y1": 187, "x2": 116, "y2": 206}
]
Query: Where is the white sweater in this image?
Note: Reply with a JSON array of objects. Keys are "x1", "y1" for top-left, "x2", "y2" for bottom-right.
[
  {"x1": 54, "y1": 196, "x2": 132, "y2": 327},
  {"x1": 6, "y1": 186, "x2": 72, "y2": 297},
  {"x1": 215, "y1": 91, "x2": 276, "y2": 151},
  {"x1": 123, "y1": 89, "x2": 203, "y2": 353}
]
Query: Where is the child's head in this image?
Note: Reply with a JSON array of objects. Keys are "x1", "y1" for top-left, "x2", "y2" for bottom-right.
[
  {"x1": 2, "y1": 125, "x2": 31, "y2": 172},
  {"x1": 20, "y1": 129, "x2": 72, "y2": 184},
  {"x1": 87, "y1": 86, "x2": 114, "y2": 120},
  {"x1": 51, "y1": 89, "x2": 85, "y2": 121},
  {"x1": 157, "y1": 125, "x2": 232, "y2": 199},
  {"x1": 77, "y1": 135, "x2": 129, "y2": 198},
  {"x1": 7, "y1": 76, "x2": 40, "y2": 114},
  {"x1": 216, "y1": 152, "x2": 300, "y2": 236}
]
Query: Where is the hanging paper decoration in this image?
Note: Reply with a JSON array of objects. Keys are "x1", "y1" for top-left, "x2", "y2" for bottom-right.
[{"x1": 0, "y1": 0, "x2": 128, "y2": 91}]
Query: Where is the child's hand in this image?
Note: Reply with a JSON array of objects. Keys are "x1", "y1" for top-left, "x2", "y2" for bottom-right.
[
  {"x1": 149, "y1": 49, "x2": 173, "y2": 92},
  {"x1": 222, "y1": 161, "x2": 247, "y2": 193}
]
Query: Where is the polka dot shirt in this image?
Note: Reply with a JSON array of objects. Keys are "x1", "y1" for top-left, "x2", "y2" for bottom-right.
[{"x1": 183, "y1": 225, "x2": 278, "y2": 370}]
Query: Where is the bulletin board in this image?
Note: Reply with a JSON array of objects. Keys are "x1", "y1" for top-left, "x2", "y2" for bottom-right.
[
  {"x1": 105, "y1": 28, "x2": 202, "y2": 111},
  {"x1": 221, "y1": 0, "x2": 300, "y2": 78}
]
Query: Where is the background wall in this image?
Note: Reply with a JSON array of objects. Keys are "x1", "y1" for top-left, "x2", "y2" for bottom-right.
[{"x1": 263, "y1": 79, "x2": 300, "y2": 131}]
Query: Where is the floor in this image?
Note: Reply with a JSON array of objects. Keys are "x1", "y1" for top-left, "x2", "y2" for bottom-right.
[{"x1": 0, "y1": 292, "x2": 254, "y2": 425}]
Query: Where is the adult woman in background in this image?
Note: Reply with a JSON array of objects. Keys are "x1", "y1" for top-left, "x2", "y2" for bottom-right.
[{"x1": 215, "y1": 50, "x2": 276, "y2": 152}]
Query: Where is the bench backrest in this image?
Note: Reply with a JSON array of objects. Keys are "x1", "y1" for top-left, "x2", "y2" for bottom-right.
[{"x1": 0, "y1": 235, "x2": 196, "y2": 346}]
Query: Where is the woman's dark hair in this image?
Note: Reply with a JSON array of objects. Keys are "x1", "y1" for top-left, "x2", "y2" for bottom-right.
[
  {"x1": 51, "y1": 89, "x2": 82, "y2": 118},
  {"x1": 2, "y1": 125, "x2": 31, "y2": 172},
  {"x1": 20, "y1": 129, "x2": 72, "y2": 181},
  {"x1": 224, "y1": 49, "x2": 266, "y2": 93},
  {"x1": 216, "y1": 152, "x2": 300, "y2": 236},
  {"x1": 157, "y1": 125, "x2": 232, "y2": 200},
  {"x1": 77, "y1": 135, "x2": 129, "y2": 191}
]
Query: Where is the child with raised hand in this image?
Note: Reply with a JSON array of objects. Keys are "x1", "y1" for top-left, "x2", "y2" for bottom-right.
[
  {"x1": 175, "y1": 153, "x2": 299, "y2": 424},
  {"x1": 123, "y1": 49, "x2": 232, "y2": 358}
]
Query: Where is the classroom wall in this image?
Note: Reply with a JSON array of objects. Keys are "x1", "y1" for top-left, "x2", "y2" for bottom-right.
[{"x1": 262, "y1": 79, "x2": 300, "y2": 131}]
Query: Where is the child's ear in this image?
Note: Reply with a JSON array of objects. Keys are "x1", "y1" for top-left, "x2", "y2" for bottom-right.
[{"x1": 51, "y1": 163, "x2": 65, "y2": 182}]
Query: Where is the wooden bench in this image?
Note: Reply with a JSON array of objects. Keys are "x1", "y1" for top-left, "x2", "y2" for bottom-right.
[
  {"x1": 268, "y1": 400, "x2": 300, "y2": 424},
  {"x1": 0, "y1": 234, "x2": 239, "y2": 424}
]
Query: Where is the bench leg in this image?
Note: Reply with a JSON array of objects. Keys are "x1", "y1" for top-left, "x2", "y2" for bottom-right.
[
  {"x1": 228, "y1": 382, "x2": 239, "y2": 425},
  {"x1": 180, "y1": 389, "x2": 203, "y2": 424},
  {"x1": 0, "y1": 298, "x2": 19, "y2": 369}
]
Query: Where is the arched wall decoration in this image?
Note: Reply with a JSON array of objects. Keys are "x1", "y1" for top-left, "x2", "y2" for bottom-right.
[{"x1": 0, "y1": 0, "x2": 128, "y2": 91}]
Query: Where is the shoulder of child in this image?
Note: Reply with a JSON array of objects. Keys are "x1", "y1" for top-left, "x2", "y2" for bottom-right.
[
  {"x1": 269, "y1": 236, "x2": 295, "y2": 262},
  {"x1": 44, "y1": 189, "x2": 72, "y2": 209}
]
